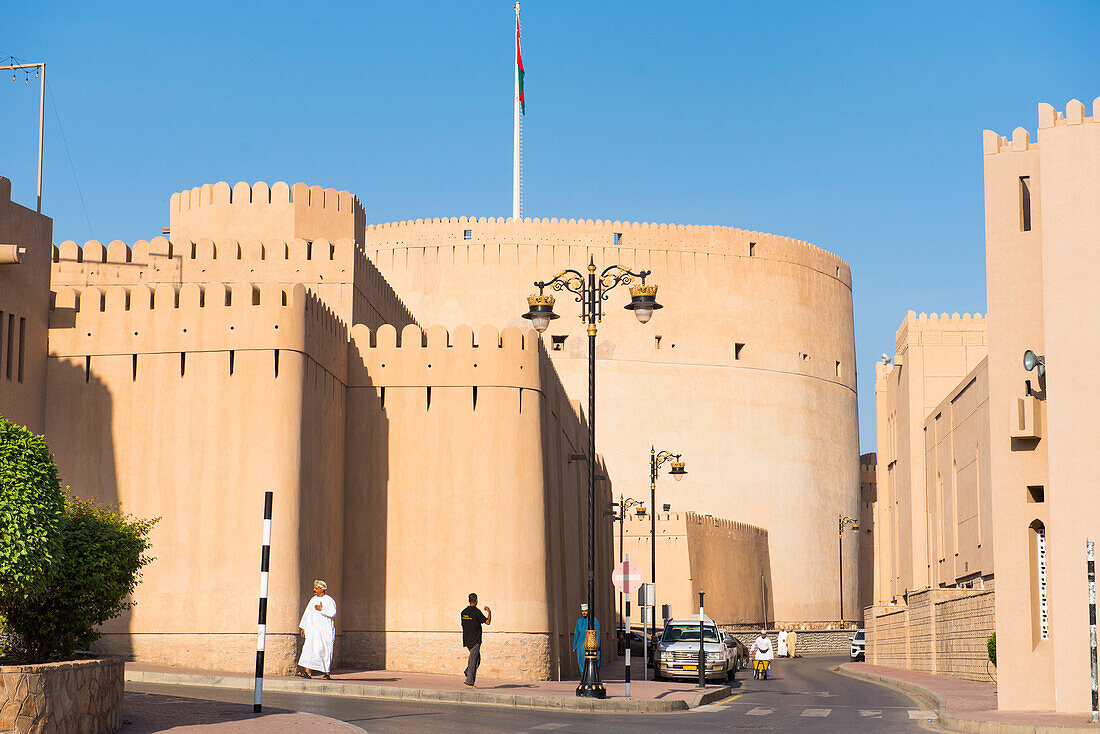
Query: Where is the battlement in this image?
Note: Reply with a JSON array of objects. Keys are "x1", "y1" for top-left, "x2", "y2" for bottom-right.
[
  {"x1": 894, "y1": 311, "x2": 988, "y2": 362},
  {"x1": 363, "y1": 216, "x2": 850, "y2": 283},
  {"x1": 983, "y1": 98, "x2": 1100, "y2": 154},
  {"x1": 620, "y1": 511, "x2": 767, "y2": 538},
  {"x1": 168, "y1": 181, "x2": 365, "y2": 245},
  {"x1": 47, "y1": 282, "x2": 347, "y2": 379},
  {"x1": 51, "y1": 236, "x2": 417, "y2": 331},
  {"x1": 346, "y1": 323, "x2": 544, "y2": 391}
]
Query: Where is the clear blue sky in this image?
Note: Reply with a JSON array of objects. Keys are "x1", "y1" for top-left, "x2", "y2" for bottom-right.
[{"x1": 3, "y1": 1, "x2": 1098, "y2": 450}]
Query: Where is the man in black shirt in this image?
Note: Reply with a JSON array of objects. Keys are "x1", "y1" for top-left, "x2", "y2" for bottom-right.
[{"x1": 461, "y1": 592, "x2": 492, "y2": 687}]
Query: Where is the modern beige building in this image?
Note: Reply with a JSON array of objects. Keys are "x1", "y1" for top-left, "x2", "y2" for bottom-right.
[
  {"x1": 982, "y1": 98, "x2": 1100, "y2": 714},
  {"x1": 363, "y1": 218, "x2": 861, "y2": 625}
]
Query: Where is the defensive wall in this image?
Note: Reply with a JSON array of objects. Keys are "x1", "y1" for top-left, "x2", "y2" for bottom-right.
[
  {"x1": 0, "y1": 177, "x2": 52, "y2": 433},
  {"x1": 616, "y1": 511, "x2": 772, "y2": 627},
  {"x1": 41, "y1": 272, "x2": 613, "y2": 679},
  {"x1": 858, "y1": 452, "x2": 876, "y2": 622},
  {"x1": 981, "y1": 99, "x2": 1100, "y2": 713},
  {"x1": 362, "y1": 216, "x2": 860, "y2": 624}
]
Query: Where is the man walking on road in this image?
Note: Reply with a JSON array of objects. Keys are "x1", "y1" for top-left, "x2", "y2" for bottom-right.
[{"x1": 461, "y1": 593, "x2": 491, "y2": 687}]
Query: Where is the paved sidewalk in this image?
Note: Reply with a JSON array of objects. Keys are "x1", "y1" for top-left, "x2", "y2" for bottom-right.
[
  {"x1": 839, "y1": 662, "x2": 1100, "y2": 733},
  {"x1": 125, "y1": 658, "x2": 732, "y2": 713},
  {"x1": 123, "y1": 688, "x2": 360, "y2": 733}
]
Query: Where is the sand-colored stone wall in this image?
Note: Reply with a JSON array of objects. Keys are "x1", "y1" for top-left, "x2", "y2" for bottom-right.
[
  {"x1": 864, "y1": 589, "x2": 995, "y2": 682},
  {"x1": 0, "y1": 657, "x2": 123, "y2": 734},
  {"x1": 0, "y1": 177, "x2": 52, "y2": 433},
  {"x1": 983, "y1": 99, "x2": 1100, "y2": 713},
  {"x1": 858, "y1": 453, "x2": 876, "y2": 622},
  {"x1": 364, "y1": 218, "x2": 859, "y2": 624},
  {"x1": 615, "y1": 512, "x2": 771, "y2": 626},
  {"x1": 873, "y1": 312, "x2": 988, "y2": 604}
]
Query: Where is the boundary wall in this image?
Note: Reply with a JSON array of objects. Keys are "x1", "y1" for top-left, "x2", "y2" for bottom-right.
[
  {"x1": 363, "y1": 217, "x2": 859, "y2": 625},
  {"x1": 864, "y1": 589, "x2": 995, "y2": 682},
  {"x1": 616, "y1": 511, "x2": 772, "y2": 626}
]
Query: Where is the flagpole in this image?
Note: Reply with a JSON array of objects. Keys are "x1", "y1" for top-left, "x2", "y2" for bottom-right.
[{"x1": 513, "y1": 1, "x2": 521, "y2": 221}]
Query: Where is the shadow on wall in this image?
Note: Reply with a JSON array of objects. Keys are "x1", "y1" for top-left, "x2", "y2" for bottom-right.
[
  {"x1": 40, "y1": 352, "x2": 129, "y2": 650},
  {"x1": 339, "y1": 335, "x2": 388, "y2": 669}
]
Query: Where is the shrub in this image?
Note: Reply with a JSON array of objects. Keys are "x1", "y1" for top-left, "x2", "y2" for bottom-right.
[
  {"x1": 1, "y1": 496, "x2": 157, "y2": 662},
  {"x1": 987, "y1": 632, "x2": 996, "y2": 666},
  {"x1": 0, "y1": 417, "x2": 64, "y2": 604}
]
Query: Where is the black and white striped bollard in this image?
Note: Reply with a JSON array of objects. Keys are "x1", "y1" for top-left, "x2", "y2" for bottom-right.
[{"x1": 254, "y1": 491, "x2": 273, "y2": 713}]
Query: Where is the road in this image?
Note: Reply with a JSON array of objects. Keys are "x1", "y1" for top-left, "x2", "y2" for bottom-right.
[{"x1": 125, "y1": 656, "x2": 946, "y2": 733}]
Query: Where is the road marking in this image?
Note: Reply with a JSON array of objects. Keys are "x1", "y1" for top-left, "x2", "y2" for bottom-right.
[
  {"x1": 910, "y1": 710, "x2": 938, "y2": 719},
  {"x1": 745, "y1": 707, "x2": 774, "y2": 715},
  {"x1": 810, "y1": 691, "x2": 835, "y2": 697},
  {"x1": 531, "y1": 725, "x2": 569, "y2": 731},
  {"x1": 800, "y1": 708, "x2": 831, "y2": 717},
  {"x1": 859, "y1": 710, "x2": 882, "y2": 717}
]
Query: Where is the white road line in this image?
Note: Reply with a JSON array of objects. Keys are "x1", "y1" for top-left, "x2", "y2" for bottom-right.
[
  {"x1": 531, "y1": 724, "x2": 569, "y2": 731},
  {"x1": 801, "y1": 708, "x2": 832, "y2": 717},
  {"x1": 909, "y1": 710, "x2": 938, "y2": 719},
  {"x1": 746, "y1": 707, "x2": 774, "y2": 715},
  {"x1": 858, "y1": 710, "x2": 882, "y2": 717}
]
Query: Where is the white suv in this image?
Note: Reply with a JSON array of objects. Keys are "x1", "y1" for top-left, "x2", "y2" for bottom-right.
[
  {"x1": 850, "y1": 630, "x2": 865, "y2": 661},
  {"x1": 656, "y1": 616, "x2": 736, "y2": 681}
]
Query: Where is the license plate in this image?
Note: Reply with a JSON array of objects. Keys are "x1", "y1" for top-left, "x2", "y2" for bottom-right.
[{"x1": 683, "y1": 665, "x2": 697, "y2": 671}]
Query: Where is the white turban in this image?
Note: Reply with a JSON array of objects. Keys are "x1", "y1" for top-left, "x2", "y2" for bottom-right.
[
  {"x1": 314, "y1": 580, "x2": 328, "y2": 590},
  {"x1": 581, "y1": 603, "x2": 589, "y2": 611}
]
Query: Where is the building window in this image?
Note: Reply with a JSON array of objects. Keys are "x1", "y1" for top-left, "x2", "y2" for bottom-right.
[
  {"x1": 835, "y1": 360, "x2": 841, "y2": 377},
  {"x1": 18, "y1": 317, "x2": 26, "y2": 383},
  {"x1": 749, "y1": 242, "x2": 756, "y2": 256},
  {"x1": 1027, "y1": 485, "x2": 1045, "y2": 503},
  {"x1": 654, "y1": 335, "x2": 662, "y2": 350},
  {"x1": 1031, "y1": 521, "x2": 1049, "y2": 642},
  {"x1": 1020, "y1": 176, "x2": 1032, "y2": 232},
  {"x1": 614, "y1": 232, "x2": 622, "y2": 246},
  {"x1": 464, "y1": 229, "x2": 472, "y2": 240},
  {"x1": 735, "y1": 343, "x2": 745, "y2": 360},
  {"x1": 800, "y1": 352, "x2": 811, "y2": 361},
  {"x1": 551, "y1": 335, "x2": 567, "y2": 351},
  {"x1": 4, "y1": 313, "x2": 13, "y2": 380}
]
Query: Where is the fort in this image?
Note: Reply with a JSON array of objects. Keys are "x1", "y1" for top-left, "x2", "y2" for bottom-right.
[{"x1": 2, "y1": 173, "x2": 858, "y2": 679}]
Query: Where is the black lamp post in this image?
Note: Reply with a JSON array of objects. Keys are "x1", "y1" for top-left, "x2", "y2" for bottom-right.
[
  {"x1": 523, "y1": 256, "x2": 663, "y2": 699},
  {"x1": 838, "y1": 515, "x2": 859, "y2": 624},
  {"x1": 648, "y1": 448, "x2": 686, "y2": 662},
  {"x1": 612, "y1": 495, "x2": 645, "y2": 652}
]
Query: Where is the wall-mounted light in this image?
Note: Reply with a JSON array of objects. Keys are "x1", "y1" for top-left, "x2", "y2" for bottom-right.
[{"x1": 1023, "y1": 350, "x2": 1046, "y2": 378}]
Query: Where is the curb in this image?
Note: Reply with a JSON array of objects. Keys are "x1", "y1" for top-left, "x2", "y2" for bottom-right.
[
  {"x1": 834, "y1": 665, "x2": 1100, "y2": 734},
  {"x1": 125, "y1": 669, "x2": 732, "y2": 714}
]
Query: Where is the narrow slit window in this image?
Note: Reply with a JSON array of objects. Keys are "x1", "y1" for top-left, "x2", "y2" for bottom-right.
[
  {"x1": 180, "y1": 352, "x2": 186, "y2": 377},
  {"x1": 17, "y1": 318, "x2": 25, "y2": 383},
  {"x1": 735, "y1": 343, "x2": 745, "y2": 360},
  {"x1": 132, "y1": 354, "x2": 138, "y2": 381},
  {"x1": 655, "y1": 335, "x2": 663, "y2": 350},
  {"x1": 1027, "y1": 485, "x2": 1045, "y2": 503},
  {"x1": 273, "y1": 349, "x2": 280, "y2": 378},
  {"x1": 614, "y1": 232, "x2": 622, "y2": 246},
  {"x1": 5, "y1": 313, "x2": 14, "y2": 379},
  {"x1": 229, "y1": 350, "x2": 235, "y2": 376},
  {"x1": 749, "y1": 242, "x2": 756, "y2": 256},
  {"x1": 1020, "y1": 176, "x2": 1032, "y2": 232},
  {"x1": 426, "y1": 386, "x2": 432, "y2": 410},
  {"x1": 0, "y1": 311, "x2": 5, "y2": 374},
  {"x1": 464, "y1": 229, "x2": 472, "y2": 240},
  {"x1": 835, "y1": 360, "x2": 841, "y2": 377}
]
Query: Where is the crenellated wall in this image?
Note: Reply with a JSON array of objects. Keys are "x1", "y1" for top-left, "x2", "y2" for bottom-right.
[
  {"x1": 45, "y1": 283, "x2": 348, "y2": 673},
  {"x1": 363, "y1": 218, "x2": 859, "y2": 624},
  {"x1": 51, "y1": 233, "x2": 416, "y2": 333},
  {"x1": 339, "y1": 323, "x2": 614, "y2": 680},
  {"x1": 169, "y1": 180, "x2": 365, "y2": 246}
]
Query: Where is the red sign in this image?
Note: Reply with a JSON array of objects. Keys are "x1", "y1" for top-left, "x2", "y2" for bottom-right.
[{"x1": 613, "y1": 561, "x2": 643, "y2": 594}]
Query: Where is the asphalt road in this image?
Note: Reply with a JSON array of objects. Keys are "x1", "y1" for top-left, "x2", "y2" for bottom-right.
[{"x1": 126, "y1": 656, "x2": 948, "y2": 733}]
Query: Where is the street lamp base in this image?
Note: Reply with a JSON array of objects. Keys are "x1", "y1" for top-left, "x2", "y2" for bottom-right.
[{"x1": 576, "y1": 656, "x2": 607, "y2": 699}]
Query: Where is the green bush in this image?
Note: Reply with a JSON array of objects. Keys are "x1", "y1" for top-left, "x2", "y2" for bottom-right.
[
  {"x1": 0, "y1": 417, "x2": 65, "y2": 604},
  {"x1": 987, "y1": 632, "x2": 996, "y2": 666},
  {"x1": 2, "y1": 496, "x2": 157, "y2": 662}
]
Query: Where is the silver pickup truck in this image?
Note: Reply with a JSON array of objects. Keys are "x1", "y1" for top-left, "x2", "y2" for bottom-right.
[{"x1": 655, "y1": 616, "x2": 737, "y2": 681}]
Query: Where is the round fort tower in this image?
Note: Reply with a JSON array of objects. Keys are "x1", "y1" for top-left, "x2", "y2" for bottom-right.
[{"x1": 362, "y1": 216, "x2": 859, "y2": 625}]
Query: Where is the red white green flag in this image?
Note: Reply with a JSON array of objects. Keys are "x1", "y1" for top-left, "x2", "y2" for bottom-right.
[{"x1": 516, "y1": 13, "x2": 525, "y2": 115}]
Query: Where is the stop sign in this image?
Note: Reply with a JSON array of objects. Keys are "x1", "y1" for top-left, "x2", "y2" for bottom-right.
[{"x1": 612, "y1": 561, "x2": 643, "y2": 594}]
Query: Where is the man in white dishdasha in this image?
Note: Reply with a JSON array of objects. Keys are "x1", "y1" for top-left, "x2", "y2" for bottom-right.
[{"x1": 297, "y1": 580, "x2": 337, "y2": 679}]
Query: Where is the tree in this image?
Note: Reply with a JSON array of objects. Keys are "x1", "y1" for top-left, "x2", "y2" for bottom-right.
[
  {"x1": 0, "y1": 417, "x2": 64, "y2": 605},
  {"x1": 2, "y1": 496, "x2": 157, "y2": 661}
]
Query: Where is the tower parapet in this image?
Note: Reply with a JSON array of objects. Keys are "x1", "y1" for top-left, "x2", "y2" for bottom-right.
[
  {"x1": 169, "y1": 181, "x2": 366, "y2": 246},
  {"x1": 983, "y1": 98, "x2": 1100, "y2": 155}
]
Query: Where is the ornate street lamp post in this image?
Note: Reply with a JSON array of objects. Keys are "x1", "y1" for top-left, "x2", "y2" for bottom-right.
[
  {"x1": 838, "y1": 515, "x2": 859, "y2": 623},
  {"x1": 522, "y1": 256, "x2": 662, "y2": 699},
  {"x1": 648, "y1": 448, "x2": 686, "y2": 668}
]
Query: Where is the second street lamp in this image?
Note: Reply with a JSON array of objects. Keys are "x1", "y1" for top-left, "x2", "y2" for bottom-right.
[
  {"x1": 523, "y1": 257, "x2": 662, "y2": 699},
  {"x1": 647, "y1": 447, "x2": 686, "y2": 679},
  {"x1": 611, "y1": 496, "x2": 645, "y2": 653},
  {"x1": 838, "y1": 515, "x2": 859, "y2": 623}
]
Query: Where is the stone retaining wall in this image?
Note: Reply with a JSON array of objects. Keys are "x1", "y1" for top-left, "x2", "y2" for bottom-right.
[
  {"x1": 724, "y1": 628, "x2": 855, "y2": 656},
  {"x1": 865, "y1": 589, "x2": 995, "y2": 682},
  {"x1": 0, "y1": 657, "x2": 123, "y2": 734}
]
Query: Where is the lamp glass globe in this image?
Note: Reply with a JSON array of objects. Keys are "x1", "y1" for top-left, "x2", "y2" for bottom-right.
[{"x1": 633, "y1": 306, "x2": 654, "y2": 324}]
